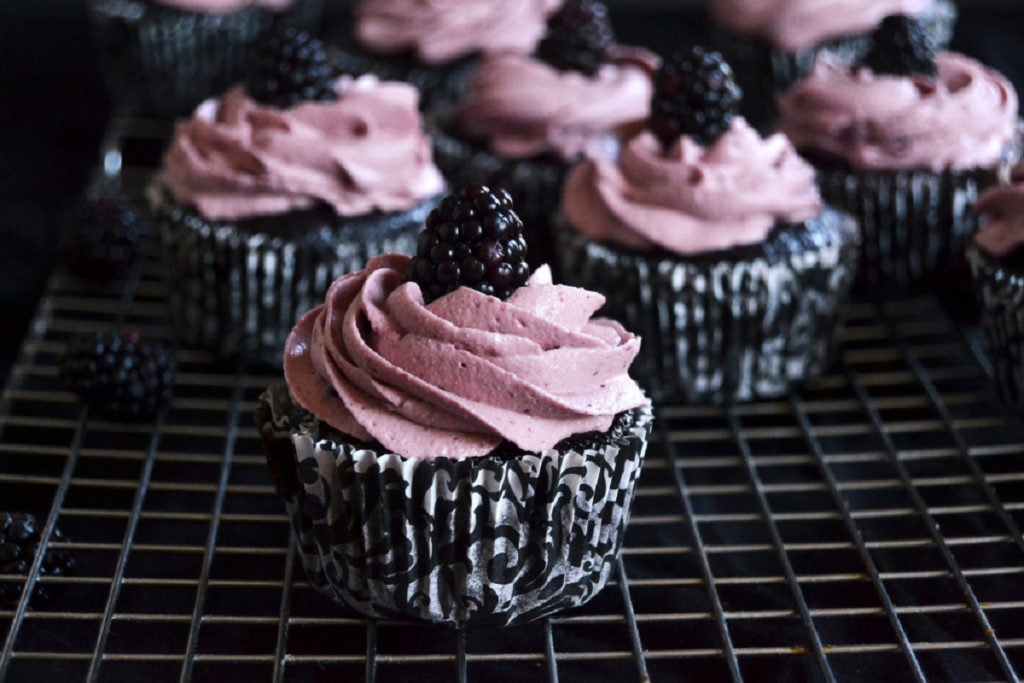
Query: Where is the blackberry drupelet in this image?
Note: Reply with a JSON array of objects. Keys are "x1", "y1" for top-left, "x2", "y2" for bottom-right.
[
  {"x1": 246, "y1": 27, "x2": 337, "y2": 108},
  {"x1": 406, "y1": 185, "x2": 531, "y2": 304},
  {"x1": 535, "y1": 0, "x2": 614, "y2": 77},
  {"x1": 650, "y1": 46, "x2": 742, "y2": 149},
  {"x1": 859, "y1": 15, "x2": 938, "y2": 77},
  {"x1": 60, "y1": 196, "x2": 149, "y2": 281},
  {"x1": 61, "y1": 330, "x2": 176, "y2": 421},
  {"x1": 0, "y1": 512, "x2": 75, "y2": 608}
]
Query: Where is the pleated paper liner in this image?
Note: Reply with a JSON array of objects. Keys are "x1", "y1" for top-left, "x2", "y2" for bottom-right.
[{"x1": 968, "y1": 245, "x2": 1024, "y2": 413}]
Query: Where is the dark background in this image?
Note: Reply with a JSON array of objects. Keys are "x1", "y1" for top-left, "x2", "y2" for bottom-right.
[{"x1": 1, "y1": 0, "x2": 1022, "y2": 388}]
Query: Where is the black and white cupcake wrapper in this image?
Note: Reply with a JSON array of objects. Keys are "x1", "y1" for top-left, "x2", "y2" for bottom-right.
[
  {"x1": 555, "y1": 208, "x2": 861, "y2": 404},
  {"x1": 257, "y1": 384, "x2": 654, "y2": 627},
  {"x1": 712, "y1": 0, "x2": 957, "y2": 131},
  {"x1": 153, "y1": 192, "x2": 439, "y2": 367},
  {"x1": 967, "y1": 246, "x2": 1024, "y2": 413},
  {"x1": 88, "y1": 0, "x2": 324, "y2": 119}
]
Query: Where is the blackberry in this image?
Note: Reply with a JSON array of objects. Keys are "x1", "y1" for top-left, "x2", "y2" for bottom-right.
[
  {"x1": 246, "y1": 27, "x2": 337, "y2": 108},
  {"x1": 535, "y1": 0, "x2": 615, "y2": 77},
  {"x1": 650, "y1": 46, "x2": 742, "y2": 149},
  {"x1": 406, "y1": 185, "x2": 530, "y2": 304},
  {"x1": 60, "y1": 330, "x2": 176, "y2": 421},
  {"x1": 859, "y1": 15, "x2": 937, "y2": 77},
  {"x1": 59, "y1": 196, "x2": 148, "y2": 281},
  {"x1": 0, "y1": 512, "x2": 75, "y2": 609}
]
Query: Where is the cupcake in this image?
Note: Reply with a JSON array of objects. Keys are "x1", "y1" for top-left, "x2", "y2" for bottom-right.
[
  {"x1": 257, "y1": 184, "x2": 653, "y2": 626},
  {"x1": 555, "y1": 48, "x2": 860, "y2": 403},
  {"x1": 777, "y1": 16, "x2": 1022, "y2": 290},
  {"x1": 710, "y1": 0, "x2": 957, "y2": 128},
  {"x1": 967, "y1": 163, "x2": 1024, "y2": 412},
  {"x1": 431, "y1": 0, "x2": 656, "y2": 270},
  {"x1": 88, "y1": 0, "x2": 324, "y2": 119},
  {"x1": 328, "y1": 0, "x2": 560, "y2": 110},
  {"x1": 152, "y1": 31, "x2": 446, "y2": 366}
]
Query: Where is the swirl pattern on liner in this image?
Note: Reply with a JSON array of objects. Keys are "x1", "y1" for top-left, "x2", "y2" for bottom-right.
[
  {"x1": 163, "y1": 76, "x2": 445, "y2": 220},
  {"x1": 151, "y1": 0, "x2": 297, "y2": 13},
  {"x1": 356, "y1": 0, "x2": 561, "y2": 65},
  {"x1": 561, "y1": 118, "x2": 822, "y2": 254},
  {"x1": 709, "y1": 0, "x2": 931, "y2": 51},
  {"x1": 283, "y1": 255, "x2": 647, "y2": 460},
  {"x1": 975, "y1": 163, "x2": 1024, "y2": 259},
  {"x1": 457, "y1": 49, "x2": 655, "y2": 162},
  {"x1": 777, "y1": 52, "x2": 1019, "y2": 172}
]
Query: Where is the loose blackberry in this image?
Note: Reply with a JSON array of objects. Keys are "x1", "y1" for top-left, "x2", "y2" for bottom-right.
[
  {"x1": 246, "y1": 27, "x2": 337, "y2": 108},
  {"x1": 59, "y1": 196, "x2": 148, "y2": 281},
  {"x1": 535, "y1": 0, "x2": 614, "y2": 77},
  {"x1": 859, "y1": 15, "x2": 937, "y2": 77},
  {"x1": 406, "y1": 185, "x2": 531, "y2": 304},
  {"x1": 649, "y1": 46, "x2": 742, "y2": 149},
  {"x1": 0, "y1": 512, "x2": 75, "y2": 609},
  {"x1": 60, "y1": 330, "x2": 176, "y2": 421}
]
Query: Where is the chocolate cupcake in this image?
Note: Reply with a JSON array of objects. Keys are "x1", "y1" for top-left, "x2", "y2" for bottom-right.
[
  {"x1": 777, "y1": 16, "x2": 1022, "y2": 290},
  {"x1": 257, "y1": 185, "x2": 653, "y2": 626},
  {"x1": 555, "y1": 48, "x2": 860, "y2": 403},
  {"x1": 152, "y1": 35, "x2": 446, "y2": 365}
]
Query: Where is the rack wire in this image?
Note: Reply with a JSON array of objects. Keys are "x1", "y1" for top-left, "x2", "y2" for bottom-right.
[{"x1": 2, "y1": 116, "x2": 1024, "y2": 682}]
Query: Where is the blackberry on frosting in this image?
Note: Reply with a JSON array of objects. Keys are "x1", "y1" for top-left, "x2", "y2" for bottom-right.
[
  {"x1": 246, "y1": 27, "x2": 338, "y2": 108},
  {"x1": 535, "y1": 0, "x2": 615, "y2": 77},
  {"x1": 858, "y1": 14, "x2": 938, "y2": 78}
]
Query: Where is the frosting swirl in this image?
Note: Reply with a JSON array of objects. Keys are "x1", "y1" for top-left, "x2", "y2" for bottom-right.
[
  {"x1": 974, "y1": 163, "x2": 1024, "y2": 259},
  {"x1": 456, "y1": 48, "x2": 656, "y2": 162},
  {"x1": 709, "y1": 0, "x2": 931, "y2": 52},
  {"x1": 356, "y1": 0, "x2": 560, "y2": 65},
  {"x1": 151, "y1": 0, "x2": 297, "y2": 13},
  {"x1": 777, "y1": 52, "x2": 1019, "y2": 172},
  {"x1": 283, "y1": 255, "x2": 647, "y2": 459},
  {"x1": 163, "y1": 76, "x2": 445, "y2": 220},
  {"x1": 562, "y1": 119, "x2": 822, "y2": 254}
]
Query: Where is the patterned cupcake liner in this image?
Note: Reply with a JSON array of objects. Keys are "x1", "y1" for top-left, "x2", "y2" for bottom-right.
[
  {"x1": 153, "y1": 191, "x2": 440, "y2": 367},
  {"x1": 88, "y1": 0, "x2": 324, "y2": 119},
  {"x1": 555, "y1": 208, "x2": 861, "y2": 403},
  {"x1": 712, "y1": 0, "x2": 957, "y2": 131},
  {"x1": 967, "y1": 245, "x2": 1024, "y2": 413},
  {"x1": 256, "y1": 384, "x2": 654, "y2": 627}
]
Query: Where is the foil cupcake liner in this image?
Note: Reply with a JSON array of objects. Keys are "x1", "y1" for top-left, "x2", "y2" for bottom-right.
[
  {"x1": 967, "y1": 245, "x2": 1024, "y2": 413},
  {"x1": 712, "y1": 0, "x2": 957, "y2": 131},
  {"x1": 153, "y1": 191, "x2": 440, "y2": 367},
  {"x1": 257, "y1": 384, "x2": 653, "y2": 627},
  {"x1": 555, "y1": 208, "x2": 860, "y2": 403},
  {"x1": 88, "y1": 0, "x2": 324, "y2": 119}
]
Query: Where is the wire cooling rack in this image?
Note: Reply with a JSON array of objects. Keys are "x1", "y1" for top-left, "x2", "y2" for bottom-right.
[{"x1": 2, "y1": 116, "x2": 1024, "y2": 683}]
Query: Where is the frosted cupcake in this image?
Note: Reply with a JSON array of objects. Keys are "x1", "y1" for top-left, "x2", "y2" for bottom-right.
[
  {"x1": 328, "y1": 0, "x2": 560, "y2": 110},
  {"x1": 967, "y1": 163, "x2": 1024, "y2": 412},
  {"x1": 556, "y1": 48, "x2": 860, "y2": 403},
  {"x1": 257, "y1": 184, "x2": 653, "y2": 626},
  {"x1": 152, "y1": 32, "x2": 445, "y2": 365},
  {"x1": 88, "y1": 0, "x2": 323, "y2": 118},
  {"x1": 777, "y1": 16, "x2": 1021, "y2": 289},
  {"x1": 710, "y1": 0, "x2": 956, "y2": 128},
  {"x1": 432, "y1": 0, "x2": 655, "y2": 269}
]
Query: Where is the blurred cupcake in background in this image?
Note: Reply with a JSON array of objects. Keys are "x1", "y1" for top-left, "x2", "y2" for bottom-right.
[
  {"x1": 710, "y1": 0, "x2": 956, "y2": 129},
  {"x1": 151, "y1": 29, "x2": 445, "y2": 365},
  {"x1": 777, "y1": 15, "x2": 1021, "y2": 290},
  {"x1": 88, "y1": 0, "x2": 324, "y2": 118},
  {"x1": 556, "y1": 47, "x2": 860, "y2": 403}
]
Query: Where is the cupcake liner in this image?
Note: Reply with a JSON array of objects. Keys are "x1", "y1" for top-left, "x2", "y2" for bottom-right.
[
  {"x1": 257, "y1": 384, "x2": 654, "y2": 627},
  {"x1": 555, "y1": 208, "x2": 860, "y2": 403},
  {"x1": 967, "y1": 245, "x2": 1024, "y2": 413},
  {"x1": 88, "y1": 0, "x2": 324, "y2": 119},
  {"x1": 713, "y1": 0, "x2": 957, "y2": 131},
  {"x1": 154, "y1": 191, "x2": 440, "y2": 367}
]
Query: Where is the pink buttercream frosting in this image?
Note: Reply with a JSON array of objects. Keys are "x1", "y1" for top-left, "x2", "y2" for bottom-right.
[
  {"x1": 777, "y1": 52, "x2": 1019, "y2": 173},
  {"x1": 151, "y1": 0, "x2": 296, "y2": 14},
  {"x1": 283, "y1": 255, "x2": 647, "y2": 459},
  {"x1": 356, "y1": 0, "x2": 561, "y2": 65},
  {"x1": 456, "y1": 48, "x2": 656, "y2": 162},
  {"x1": 709, "y1": 0, "x2": 932, "y2": 52},
  {"x1": 163, "y1": 75, "x2": 445, "y2": 220},
  {"x1": 974, "y1": 163, "x2": 1024, "y2": 259},
  {"x1": 561, "y1": 119, "x2": 823, "y2": 254}
]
